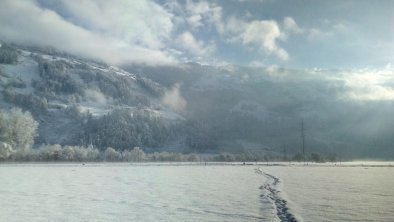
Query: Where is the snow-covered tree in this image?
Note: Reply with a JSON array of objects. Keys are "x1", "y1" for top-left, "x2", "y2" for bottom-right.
[
  {"x1": 103, "y1": 147, "x2": 121, "y2": 161},
  {"x1": 129, "y1": 146, "x2": 145, "y2": 161},
  {"x1": 0, "y1": 109, "x2": 38, "y2": 151},
  {"x1": 85, "y1": 145, "x2": 100, "y2": 161},
  {"x1": 37, "y1": 144, "x2": 62, "y2": 161}
]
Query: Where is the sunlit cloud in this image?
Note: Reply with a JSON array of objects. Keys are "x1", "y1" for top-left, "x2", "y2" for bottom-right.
[
  {"x1": 0, "y1": 0, "x2": 391, "y2": 68},
  {"x1": 311, "y1": 64, "x2": 394, "y2": 101},
  {"x1": 0, "y1": 0, "x2": 177, "y2": 65},
  {"x1": 176, "y1": 32, "x2": 215, "y2": 56}
]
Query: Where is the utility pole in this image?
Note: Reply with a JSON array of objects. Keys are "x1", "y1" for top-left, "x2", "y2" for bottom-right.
[
  {"x1": 283, "y1": 144, "x2": 287, "y2": 161},
  {"x1": 301, "y1": 120, "x2": 306, "y2": 162}
]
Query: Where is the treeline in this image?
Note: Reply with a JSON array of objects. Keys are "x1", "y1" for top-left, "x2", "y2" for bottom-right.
[
  {"x1": 290, "y1": 152, "x2": 336, "y2": 163},
  {"x1": 0, "y1": 143, "x2": 274, "y2": 162},
  {"x1": 3, "y1": 145, "x2": 202, "y2": 162},
  {"x1": 1, "y1": 143, "x2": 337, "y2": 162},
  {"x1": 3, "y1": 145, "x2": 140, "y2": 162}
]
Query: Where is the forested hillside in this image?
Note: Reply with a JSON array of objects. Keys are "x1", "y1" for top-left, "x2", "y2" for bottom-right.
[{"x1": 0, "y1": 44, "x2": 185, "y2": 157}]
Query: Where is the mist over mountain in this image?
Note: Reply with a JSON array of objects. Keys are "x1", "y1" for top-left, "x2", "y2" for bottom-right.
[
  {"x1": 124, "y1": 63, "x2": 394, "y2": 159},
  {"x1": 1, "y1": 43, "x2": 393, "y2": 159}
]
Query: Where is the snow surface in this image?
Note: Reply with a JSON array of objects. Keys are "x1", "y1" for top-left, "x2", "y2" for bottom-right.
[
  {"x1": 0, "y1": 164, "x2": 274, "y2": 222},
  {"x1": 0, "y1": 163, "x2": 393, "y2": 222},
  {"x1": 263, "y1": 164, "x2": 394, "y2": 222}
]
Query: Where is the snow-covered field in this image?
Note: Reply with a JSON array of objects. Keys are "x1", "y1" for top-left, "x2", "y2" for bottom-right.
[{"x1": 0, "y1": 163, "x2": 393, "y2": 222}]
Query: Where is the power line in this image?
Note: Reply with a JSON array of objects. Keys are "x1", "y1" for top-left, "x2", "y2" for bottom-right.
[{"x1": 301, "y1": 120, "x2": 306, "y2": 162}]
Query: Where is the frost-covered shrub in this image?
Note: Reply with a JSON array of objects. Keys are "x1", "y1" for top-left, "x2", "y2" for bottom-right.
[
  {"x1": 187, "y1": 153, "x2": 201, "y2": 162},
  {"x1": 30, "y1": 144, "x2": 101, "y2": 162},
  {"x1": 37, "y1": 144, "x2": 62, "y2": 161},
  {"x1": 85, "y1": 146, "x2": 100, "y2": 161},
  {"x1": 122, "y1": 147, "x2": 145, "y2": 162},
  {"x1": 61, "y1": 146, "x2": 76, "y2": 161},
  {"x1": 103, "y1": 147, "x2": 122, "y2": 161},
  {"x1": 147, "y1": 152, "x2": 184, "y2": 162},
  {"x1": 10, "y1": 148, "x2": 39, "y2": 161}
]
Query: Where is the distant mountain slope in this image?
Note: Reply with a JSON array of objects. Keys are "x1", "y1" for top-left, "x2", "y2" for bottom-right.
[{"x1": 125, "y1": 63, "x2": 394, "y2": 159}]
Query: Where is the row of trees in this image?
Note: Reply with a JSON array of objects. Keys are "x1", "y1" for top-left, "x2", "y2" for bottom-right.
[
  {"x1": 0, "y1": 143, "x2": 281, "y2": 162},
  {"x1": 2, "y1": 143, "x2": 336, "y2": 162},
  {"x1": 290, "y1": 152, "x2": 336, "y2": 163},
  {"x1": 6, "y1": 145, "x2": 145, "y2": 162}
]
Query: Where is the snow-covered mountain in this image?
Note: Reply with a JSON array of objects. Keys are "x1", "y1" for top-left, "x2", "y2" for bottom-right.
[
  {"x1": 1, "y1": 43, "x2": 394, "y2": 159},
  {"x1": 0, "y1": 44, "x2": 182, "y2": 149}
]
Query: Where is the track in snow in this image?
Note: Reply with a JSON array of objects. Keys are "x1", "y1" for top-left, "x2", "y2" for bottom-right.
[{"x1": 255, "y1": 168, "x2": 298, "y2": 222}]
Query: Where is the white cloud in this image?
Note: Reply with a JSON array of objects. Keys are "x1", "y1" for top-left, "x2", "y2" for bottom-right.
[
  {"x1": 176, "y1": 32, "x2": 214, "y2": 56},
  {"x1": 241, "y1": 20, "x2": 289, "y2": 60},
  {"x1": 187, "y1": 14, "x2": 204, "y2": 28},
  {"x1": 307, "y1": 20, "x2": 348, "y2": 41},
  {"x1": 162, "y1": 83, "x2": 187, "y2": 112},
  {"x1": 223, "y1": 16, "x2": 245, "y2": 35},
  {"x1": 266, "y1": 64, "x2": 279, "y2": 75},
  {"x1": 0, "y1": 0, "x2": 176, "y2": 65},
  {"x1": 249, "y1": 60, "x2": 265, "y2": 67},
  {"x1": 184, "y1": 0, "x2": 223, "y2": 29},
  {"x1": 59, "y1": 0, "x2": 173, "y2": 50},
  {"x1": 85, "y1": 89, "x2": 112, "y2": 105},
  {"x1": 283, "y1": 17, "x2": 302, "y2": 34},
  {"x1": 315, "y1": 65, "x2": 394, "y2": 101},
  {"x1": 339, "y1": 69, "x2": 394, "y2": 101},
  {"x1": 220, "y1": 16, "x2": 296, "y2": 61}
]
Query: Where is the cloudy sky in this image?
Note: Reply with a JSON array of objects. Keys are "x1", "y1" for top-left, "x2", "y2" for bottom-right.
[{"x1": 0, "y1": 0, "x2": 393, "y2": 69}]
